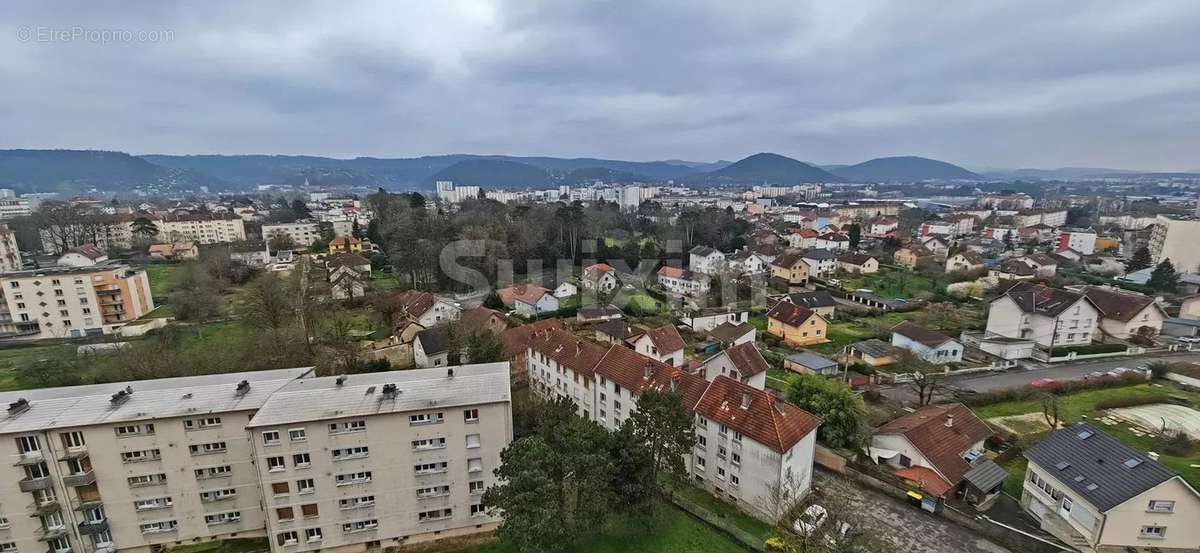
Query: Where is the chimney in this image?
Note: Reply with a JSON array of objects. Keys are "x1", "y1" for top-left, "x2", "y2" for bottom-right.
[
  {"x1": 644, "y1": 362, "x2": 654, "y2": 380},
  {"x1": 945, "y1": 414, "x2": 954, "y2": 428},
  {"x1": 447, "y1": 368, "x2": 455, "y2": 378},
  {"x1": 335, "y1": 375, "x2": 348, "y2": 386},
  {"x1": 235, "y1": 380, "x2": 250, "y2": 396},
  {"x1": 740, "y1": 392, "x2": 752, "y2": 410},
  {"x1": 670, "y1": 374, "x2": 680, "y2": 392},
  {"x1": 575, "y1": 342, "x2": 582, "y2": 355}
]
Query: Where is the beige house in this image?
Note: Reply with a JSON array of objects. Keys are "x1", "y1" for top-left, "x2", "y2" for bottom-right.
[
  {"x1": 836, "y1": 253, "x2": 879, "y2": 274},
  {"x1": 894, "y1": 245, "x2": 935, "y2": 270},
  {"x1": 1023, "y1": 422, "x2": 1200, "y2": 553},
  {"x1": 1079, "y1": 286, "x2": 1166, "y2": 340},
  {"x1": 945, "y1": 251, "x2": 985, "y2": 273},
  {"x1": 769, "y1": 253, "x2": 810, "y2": 285}
]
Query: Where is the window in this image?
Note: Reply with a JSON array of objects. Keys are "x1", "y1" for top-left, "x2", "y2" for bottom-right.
[
  {"x1": 15, "y1": 435, "x2": 40, "y2": 455},
  {"x1": 134, "y1": 497, "x2": 173, "y2": 510},
  {"x1": 204, "y1": 511, "x2": 241, "y2": 525},
  {"x1": 267, "y1": 456, "x2": 286, "y2": 472},
  {"x1": 122, "y1": 449, "x2": 161, "y2": 463},
  {"x1": 414, "y1": 462, "x2": 448, "y2": 475},
  {"x1": 288, "y1": 428, "x2": 306, "y2": 442},
  {"x1": 732, "y1": 431, "x2": 743, "y2": 444},
  {"x1": 189, "y1": 441, "x2": 227, "y2": 455},
  {"x1": 300, "y1": 504, "x2": 319, "y2": 518},
  {"x1": 718, "y1": 445, "x2": 727, "y2": 459},
  {"x1": 272, "y1": 482, "x2": 290, "y2": 496},
  {"x1": 731, "y1": 452, "x2": 741, "y2": 465},
  {"x1": 466, "y1": 434, "x2": 481, "y2": 449},
  {"x1": 697, "y1": 435, "x2": 707, "y2": 448},
  {"x1": 329, "y1": 420, "x2": 366, "y2": 434},
  {"x1": 464, "y1": 408, "x2": 479, "y2": 422},
  {"x1": 1140, "y1": 526, "x2": 1167, "y2": 539},
  {"x1": 470, "y1": 503, "x2": 487, "y2": 517},
  {"x1": 0, "y1": 543, "x2": 15, "y2": 553},
  {"x1": 695, "y1": 456, "x2": 706, "y2": 469},
  {"x1": 717, "y1": 467, "x2": 725, "y2": 480},
  {"x1": 115, "y1": 424, "x2": 154, "y2": 437},
  {"x1": 296, "y1": 478, "x2": 315, "y2": 494},
  {"x1": 277, "y1": 531, "x2": 299, "y2": 546},
  {"x1": 469, "y1": 480, "x2": 485, "y2": 494},
  {"x1": 262, "y1": 431, "x2": 281, "y2": 445},
  {"x1": 718, "y1": 424, "x2": 728, "y2": 436},
  {"x1": 416, "y1": 485, "x2": 451, "y2": 498},
  {"x1": 305, "y1": 528, "x2": 323, "y2": 543},
  {"x1": 467, "y1": 458, "x2": 483, "y2": 473},
  {"x1": 335, "y1": 471, "x2": 372, "y2": 486},
  {"x1": 342, "y1": 519, "x2": 378, "y2": 533},
  {"x1": 332, "y1": 446, "x2": 369, "y2": 460},
  {"x1": 194, "y1": 465, "x2": 232, "y2": 479},
  {"x1": 1147, "y1": 500, "x2": 1175, "y2": 513},
  {"x1": 292, "y1": 453, "x2": 311, "y2": 467},
  {"x1": 338, "y1": 496, "x2": 375, "y2": 510},
  {"x1": 418, "y1": 509, "x2": 452, "y2": 522},
  {"x1": 183, "y1": 417, "x2": 222, "y2": 430},
  {"x1": 128, "y1": 473, "x2": 167, "y2": 487},
  {"x1": 140, "y1": 520, "x2": 177, "y2": 534},
  {"x1": 731, "y1": 474, "x2": 740, "y2": 486},
  {"x1": 412, "y1": 437, "x2": 447, "y2": 451},
  {"x1": 409, "y1": 412, "x2": 444, "y2": 425},
  {"x1": 899, "y1": 455, "x2": 912, "y2": 468},
  {"x1": 200, "y1": 489, "x2": 237, "y2": 502}
]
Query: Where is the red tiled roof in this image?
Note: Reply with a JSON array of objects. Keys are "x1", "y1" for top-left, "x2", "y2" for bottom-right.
[
  {"x1": 594, "y1": 346, "x2": 709, "y2": 410},
  {"x1": 642, "y1": 325, "x2": 686, "y2": 353},
  {"x1": 722, "y1": 342, "x2": 769, "y2": 378},
  {"x1": 69, "y1": 244, "x2": 106, "y2": 260},
  {"x1": 583, "y1": 263, "x2": 615, "y2": 280},
  {"x1": 500, "y1": 319, "x2": 566, "y2": 357},
  {"x1": 458, "y1": 307, "x2": 505, "y2": 336},
  {"x1": 767, "y1": 301, "x2": 817, "y2": 328},
  {"x1": 693, "y1": 376, "x2": 820, "y2": 453},
  {"x1": 498, "y1": 284, "x2": 553, "y2": 307},
  {"x1": 895, "y1": 466, "x2": 953, "y2": 498},
  {"x1": 528, "y1": 329, "x2": 608, "y2": 379},
  {"x1": 772, "y1": 253, "x2": 806, "y2": 269},
  {"x1": 326, "y1": 252, "x2": 371, "y2": 270},
  {"x1": 876, "y1": 403, "x2": 993, "y2": 486},
  {"x1": 389, "y1": 290, "x2": 435, "y2": 321}
]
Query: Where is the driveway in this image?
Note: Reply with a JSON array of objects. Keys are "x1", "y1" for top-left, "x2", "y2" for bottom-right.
[{"x1": 815, "y1": 471, "x2": 1013, "y2": 553}]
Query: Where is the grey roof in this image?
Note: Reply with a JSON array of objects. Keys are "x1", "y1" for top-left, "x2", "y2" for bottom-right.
[
  {"x1": 963, "y1": 459, "x2": 1008, "y2": 491},
  {"x1": 247, "y1": 363, "x2": 511, "y2": 428},
  {"x1": 849, "y1": 338, "x2": 896, "y2": 357},
  {"x1": 1165, "y1": 317, "x2": 1200, "y2": 328},
  {"x1": 802, "y1": 249, "x2": 838, "y2": 261},
  {"x1": 785, "y1": 351, "x2": 837, "y2": 370},
  {"x1": 0, "y1": 367, "x2": 313, "y2": 435},
  {"x1": 690, "y1": 245, "x2": 720, "y2": 256},
  {"x1": 1025, "y1": 422, "x2": 1178, "y2": 512},
  {"x1": 787, "y1": 290, "x2": 837, "y2": 309},
  {"x1": 416, "y1": 327, "x2": 449, "y2": 354}
]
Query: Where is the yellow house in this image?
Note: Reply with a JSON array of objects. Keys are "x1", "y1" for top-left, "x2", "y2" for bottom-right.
[
  {"x1": 770, "y1": 253, "x2": 811, "y2": 284},
  {"x1": 766, "y1": 301, "x2": 829, "y2": 346},
  {"x1": 328, "y1": 235, "x2": 364, "y2": 254}
]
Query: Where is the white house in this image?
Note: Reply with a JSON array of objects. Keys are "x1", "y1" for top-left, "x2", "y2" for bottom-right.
[
  {"x1": 890, "y1": 321, "x2": 963, "y2": 364},
  {"x1": 867, "y1": 216, "x2": 898, "y2": 238},
  {"x1": 985, "y1": 282, "x2": 1100, "y2": 348},
  {"x1": 57, "y1": 244, "x2": 108, "y2": 267},
  {"x1": 727, "y1": 250, "x2": 770, "y2": 275},
  {"x1": 698, "y1": 341, "x2": 769, "y2": 390},
  {"x1": 499, "y1": 284, "x2": 560, "y2": 317},
  {"x1": 945, "y1": 251, "x2": 985, "y2": 273},
  {"x1": 657, "y1": 266, "x2": 710, "y2": 295},
  {"x1": 390, "y1": 290, "x2": 462, "y2": 329},
  {"x1": 629, "y1": 325, "x2": 686, "y2": 367},
  {"x1": 1056, "y1": 228, "x2": 1097, "y2": 255},
  {"x1": 553, "y1": 281, "x2": 578, "y2": 298},
  {"x1": 800, "y1": 249, "x2": 838, "y2": 278},
  {"x1": 1079, "y1": 285, "x2": 1166, "y2": 339},
  {"x1": 413, "y1": 328, "x2": 449, "y2": 368},
  {"x1": 679, "y1": 310, "x2": 749, "y2": 333},
  {"x1": 689, "y1": 246, "x2": 726, "y2": 275},
  {"x1": 582, "y1": 263, "x2": 619, "y2": 292}
]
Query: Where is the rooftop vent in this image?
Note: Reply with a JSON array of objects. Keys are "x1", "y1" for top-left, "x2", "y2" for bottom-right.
[
  {"x1": 235, "y1": 380, "x2": 250, "y2": 396},
  {"x1": 1086, "y1": 483, "x2": 1099, "y2": 491},
  {"x1": 365, "y1": 386, "x2": 376, "y2": 395},
  {"x1": 1055, "y1": 461, "x2": 1071, "y2": 471},
  {"x1": 110, "y1": 386, "x2": 134, "y2": 405},
  {"x1": 1123, "y1": 458, "x2": 1143, "y2": 469},
  {"x1": 1073, "y1": 475, "x2": 1086, "y2": 483},
  {"x1": 335, "y1": 375, "x2": 348, "y2": 386},
  {"x1": 1077, "y1": 429, "x2": 1094, "y2": 440},
  {"x1": 381, "y1": 383, "x2": 399, "y2": 399},
  {"x1": 7, "y1": 398, "x2": 29, "y2": 415},
  {"x1": 1147, "y1": 452, "x2": 1160, "y2": 461},
  {"x1": 740, "y1": 392, "x2": 752, "y2": 410}
]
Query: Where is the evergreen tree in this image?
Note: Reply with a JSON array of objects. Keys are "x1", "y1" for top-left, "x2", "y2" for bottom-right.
[
  {"x1": 628, "y1": 389, "x2": 696, "y2": 482},
  {"x1": 1126, "y1": 246, "x2": 1153, "y2": 272},
  {"x1": 847, "y1": 224, "x2": 862, "y2": 250},
  {"x1": 1147, "y1": 259, "x2": 1179, "y2": 291}
]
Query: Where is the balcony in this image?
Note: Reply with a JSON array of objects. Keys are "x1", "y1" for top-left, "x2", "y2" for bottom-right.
[
  {"x1": 57, "y1": 448, "x2": 88, "y2": 461},
  {"x1": 29, "y1": 499, "x2": 61, "y2": 516},
  {"x1": 62, "y1": 471, "x2": 95, "y2": 487},
  {"x1": 14, "y1": 452, "x2": 45, "y2": 466},
  {"x1": 78, "y1": 520, "x2": 109, "y2": 536},
  {"x1": 19, "y1": 477, "x2": 53, "y2": 492},
  {"x1": 71, "y1": 497, "x2": 103, "y2": 512},
  {"x1": 37, "y1": 526, "x2": 68, "y2": 541},
  {"x1": 95, "y1": 288, "x2": 121, "y2": 296},
  {"x1": 44, "y1": 546, "x2": 72, "y2": 553}
]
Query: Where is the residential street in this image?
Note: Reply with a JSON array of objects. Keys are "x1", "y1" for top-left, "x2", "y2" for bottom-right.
[
  {"x1": 815, "y1": 471, "x2": 1013, "y2": 553},
  {"x1": 947, "y1": 353, "x2": 1200, "y2": 392}
]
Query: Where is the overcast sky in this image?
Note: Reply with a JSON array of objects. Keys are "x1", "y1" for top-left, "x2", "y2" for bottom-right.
[{"x1": 3, "y1": 1, "x2": 1199, "y2": 170}]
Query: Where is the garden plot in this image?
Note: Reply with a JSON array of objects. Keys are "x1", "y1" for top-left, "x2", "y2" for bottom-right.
[{"x1": 1106, "y1": 404, "x2": 1200, "y2": 439}]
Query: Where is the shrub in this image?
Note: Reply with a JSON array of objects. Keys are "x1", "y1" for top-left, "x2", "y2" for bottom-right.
[
  {"x1": 1054, "y1": 343, "x2": 1127, "y2": 356},
  {"x1": 1158, "y1": 431, "x2": 1195, "y2": 457},
  {"x1": 963, "y1": 373, "x2": 1146, "y2": 407},
  {"x1": 1095, "y1": 396, "x2": 1164, "y2": 410}
]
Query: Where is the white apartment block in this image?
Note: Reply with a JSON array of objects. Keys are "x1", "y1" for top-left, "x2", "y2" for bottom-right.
[
  {"x1": 0, "y1": 263, "x2": 154, "y2": 340},
  {"x1": 0, "y1": 225, "x2": 22, "y2": 273},
  {"x1": 246, "y1": 364, "x2": 511, "y2": 553},
  {"x1": 157, "y1": 215, "x2": 246, "y2": 245},
  {"x1": 1148, "y1": 215, "x2": 1200, "y2": 273},
  {"x1": 261, "y1": 223, "x2": 321, "y2": 248},
  {"x1": 0, "y1": 199, "x2": 32, "y2": 220},
  {"x1": 0, "y1": 364, "x2": 512, "y2": 553}
]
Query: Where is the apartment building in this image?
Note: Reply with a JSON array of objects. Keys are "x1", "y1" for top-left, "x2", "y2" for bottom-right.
[
  {"x1": 0, "y1": 199, "x2": 32, "y2": 220},
  {"x1": 0, "y1": 263, "x2": 154, "y2": 339},
  {"x1": 157, "y1": 214, "x2": 246, "y2": 245},
  {"x1": 0, "y1": 368, "x2": 313, "y2": 553},
  {"x1": 261, "y1": 223, "x2": 321, "y2": 248},
  {"x1": 246, "y1": 364, "x2": 512, "y2": 553},
  {"x1": 1148, "y1": 215, "x2": 1200, "y2": 273},
  {"x1": 0, "y1": 224, "x2": 21, "y2": 273}
]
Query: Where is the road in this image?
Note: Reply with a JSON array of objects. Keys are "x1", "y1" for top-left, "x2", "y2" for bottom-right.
[
  {"x1": 815, "y1": 471, "x2": 1012, "y2": 553},
  {"x1": 947, "y1": 353, "x2": 1200, "y2": 392}
]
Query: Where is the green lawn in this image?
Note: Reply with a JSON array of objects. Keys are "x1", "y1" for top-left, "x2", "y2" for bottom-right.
[
  {"x1": 999, "y1": 455, "x2": 1029, "y2": 498},
  {"x1": 841, "y1": 268, "x2": 936, "y2": 300},
  {"x1": 0, "y1": 342, "x2": 75, "y2": 391},
  {"x1": 143, "y1": 263, "x2": 179, "y2": 300},
  {"x1": 626, "y1": 293, "x2": 668, "y2": 314},
  {"x1": 455, "y1": 505, "x2": 749, "y2": 553},
  {"x1": 809, "y1": 311, "x2": 919, "y2": 354},
  {"x1": 976, "y1": 382, "x2": 1200, "y2": 490},
  {"x1": 370, "y1": 271, "x2": 399, "y2": 290},
  {"x1": 665, "y1": 479, "x2": 772, "y2": 545}
]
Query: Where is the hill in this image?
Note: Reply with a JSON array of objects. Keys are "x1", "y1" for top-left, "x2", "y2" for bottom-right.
[
  {"x1": 426, "y1": 159, "x2": 552, "y2": 189},
  {"x1": 692, "y1": 153, "x2": 843, "y2": 184},
  {"x1": 0, "y1": 149, "x2": 222, "y2": 193},
  {"x1": 831, "y1": 156, "x2": 980, "y2": 182}
]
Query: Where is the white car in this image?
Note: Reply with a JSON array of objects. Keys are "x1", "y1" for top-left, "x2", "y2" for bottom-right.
[{"x1": 1178, "y1": 336, "x2": 1200, "y2": 344}]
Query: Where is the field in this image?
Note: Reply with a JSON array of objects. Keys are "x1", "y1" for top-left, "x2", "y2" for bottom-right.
[
  {"x1": 143, "y1": 262, "x2": 180, "y2": 301},
  {"x1": 975, "y1": 382, "x2": 1200, "y2": 490},
  {"x1": 454, "y1": 504, "x2": 750, "y2": 553},
  {"x1": 810, "y1": 311, "x2": 919, "y2": 354},
  {"x1": 841, "y1": 267, "x2": 937, "y2": 300}
]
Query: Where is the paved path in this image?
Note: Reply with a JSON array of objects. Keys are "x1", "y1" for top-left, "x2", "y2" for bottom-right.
[
  {"x1": 816, "y1": 471, "x2": 1013, "y2": 553},
  {"x1": 947, "y1": 354, "x2": 1200, "y2": 392}
]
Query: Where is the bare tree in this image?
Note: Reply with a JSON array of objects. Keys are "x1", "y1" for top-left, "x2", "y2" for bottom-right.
[
  {"x1": 1040, "y1": 392, "x2": 1060, "y2": 430},
  {"x1": 897, "y1": 350, "x2": 945, "y2": 406}
]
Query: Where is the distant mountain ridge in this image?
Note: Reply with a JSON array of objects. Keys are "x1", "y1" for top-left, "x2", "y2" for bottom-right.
[
  {"x1": 690, "y1": 152, "x2": 844, "y2": 184},
  {"x1": 0, "y1": 149, "x2": 222, "y2": 193},
  {"x1": 831, "y1": 156, "x2": 980, "y2": 182}
]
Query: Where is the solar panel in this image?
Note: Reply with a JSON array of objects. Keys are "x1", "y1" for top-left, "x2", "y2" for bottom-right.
[{"x1": 1073, "y1": 475, "x2": 1086, "y2": 482}]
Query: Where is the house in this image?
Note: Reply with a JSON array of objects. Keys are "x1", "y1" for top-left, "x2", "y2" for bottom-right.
[
  {"x1": 836, "y1": 253, "x2": 879, "y2": 274},
  {"x1": 582, "y1": 263, "x2": 619, "y2": 292},
  {"x1": 657, "y1": 265, "x2": 710, "y2": 295},
  {"x1": 326, "y1": 252, "x2": 372, "y2": 274},
  {"x1": 698, "y1": 342, "x2": 770, "y2": 389},
  {"x1": 786, "y1": 228, "x2": 819, "y2": 249},
  {"x1": 894, "y1": 244, "x2": 936, "y2": 270},
  {"x1": 1022, "y1": 422, "x2": 1200, "y2": 553},
  {"x1": 148, "y1": 240, "x2": 199, "y2": 261},
  {"x1": 891, "y1": 321, "x2": 963, "y2": 364},
  {"x1": 577, "y1": 304, "x2": 624, "y2": 323},
  {"x1": 1055, "y1": 248, "x2": 1084, "y2": 262},
  {"x1": 985, "y1": 282, "x2": 1100, "y2": 348},
  {"x1": 327, "y1": 235, "x2": 364, "y2": 254},
  {"x1": 679, "y1": 309, "x2": 748, "y2": 333},
  {"x1": 1021, "y1": 253, "x2": 1060, "y2": 278},
  {"x1": 727, "y1": 250, "x2": 770, "y2": 275},
  {"x1": 706, "y1": 321, "x2": 756, "y2": 347},
  {"x1": 770, "y1": 253, "x2": 810, "y2": 285},
  {"x1": 628, "y1": 324, "x2": 686, "y2": 367},
  {"x1": 845, "y1": 338, "x2": 898, "y2": 367},
  {"x1": 553, "y1": 280, "x2": 578, "y2": 298},
  {"x1": 919, "y1": 221, "x2": 957, "y2": 237},
  {"x1": 872, "y1": 404, "x2": 1003, "y2": 508},
  {"x1": 413, "y1": 327, "x2": 449, "y2": 368},
  {"x1": 921, "y1": 236, "x2": 950, "y2": 258},
  {"x1": 801, "y1": 249, "x2": 839, "y2": 277},
  {"x1": 815, "y1": 233, "x2": 850, "y2": 251},
  {"x1": 58, "y1": 244, "x2": 108, "y2": 267},
  {"x1": 783, "y1": 290, "x2": 837, "y2": 319},
  {"x1": 499, "y1": 284, "x2": 560, "y2": 317},
  {"x1": 783, "y1": 351, "x2": 838, "y2": 376},
  {"x1": 945, "y1": 251, "x2": 985, "y2": 273},
  {"x1": 595, "y1": 320, "x2": 638, "y2": 345},
  {"x1": 766, "y1": 301, "x2": 829, "y2": 346},
  {"x1": 329, "y1": 268, "x2": 368, "y2": 299},
  {"x1": 1180, "y1": 295, "x2": 1200, "y2": 320},
  {"x1": 387, "y1": 290, "x2": 461, "y2": 330},
  {"x1": 867, "y1": 216, "x2": 898, "y2": 238},
  {"x1": 989, "y1": 258, "x2": 1037, "y2": 280},
  {"x1": 458, "y1": 306, "x2": 508, "y2": 337},
  {"x1": 689, "y1": 245, "x2": 726, "y2": 275},
  {"x1": 1079, "y1": 286, "x2": 1166, "y2": 339},
  {"x1": 1057, "y1": 228, "x2": 1097, "y2": 255}
]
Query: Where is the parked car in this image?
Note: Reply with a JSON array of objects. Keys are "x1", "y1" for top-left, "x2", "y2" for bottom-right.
[
  {"x1": 1031, "y1": 377, "x2": 1057, "y2": 388},
  {"x1": 1084, "y1": 371, "x2": 1109, "y2": 381},
  {"x1": 1177, "y1": 336, "x2": 1200, "y2": 343}
]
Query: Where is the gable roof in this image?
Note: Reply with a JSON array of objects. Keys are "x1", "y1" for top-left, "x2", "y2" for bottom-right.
[
  {"x1": 500, "y1": 319, "x2": 566, "y2": 357},
  {"x1": 793, "y1": 228, "x2": 818, "y2": 238},
  {"x1": 837, "y1": 253, "x2": 876, "y2": 266},
  {"x1": 876, "y1": 403, "x2": 993, "y2": 486},
  {"x1": 992, "y1": 282, "x2": 1093, "y2": 317},
  {"x1": 693, "y1": 376, "x2": 820, "y2": 453},
  {"x1": 68, "y1": 244, "x2": 106, "y2": 260},
  {"x1": 690, "y1": 245, "x2": 720, "y2": 257},
  {"x1": 640, "y1": 325, "x2": 686, "y2": 352},
  {"x1": 767, "y1": 301, "x2": 818, "y2": 328},
  {"x1": 390, "y1": 290, "x2": 436, "y2": 321},
  {"x1": 772, "y1": 253, "x2": 807, "y2": 269},
  {"x1": 995, "y1": 258, "x2": 1036, "y2": 276},
  {"x1": 595, "y1": 319, "x2": 637, "y2": 341},
  {"x1": 786, "y1": 290, "x2": 837, "y2": 309},
  {"x1": 416, "y1": 327, "x2": 449, "y2": 355},
  {"x1": 898, "y1": 244, "x2": 935, "y2": 257},
  {"x1": 707, "y1": 321, "x2": 754, "y2": 344},
  {"x1": 458, "y1": 307, "x2": 505, "y2": 336},
  {"x1": 528, "y1": 328, "x2": 608, "y2": 379},
  {"x1": 577, "y1": 304, "x2": 624, "y2": 320},
  {"x1": 498, "y1": 284, "x2": 553, "y2": 307},
  {"x1": 326, "y1": 252, "x2": 371, "y2": 270},
  {"x1": 657, "y1": 265, "x2": 701, "y2": 281},
  {"x1": 802, "y1": 249, "x2": 838, "y2": 261},
  {"x1": 784, "y1": 351, "x2": 837, "y2": 371},
  {"x1": 721, "y1": 342, "x2": 769, "y2": 378},
  {"x1": 1025, "y1": 422, "x2": 1179, "y2": 512},
  {"x1": 1080, "y1": 286, "x2": 1161, "y2": 322},
  {"x1": 952, "y1": 250, "x2": 985, "y2": 264},
  {"x1": 594, "y1": 346, "x2": 708, "y2": 410},
  {"x1": 891, "y1": 321, "x2": 956, "y2": 348},
  {"x1": 1024, "y1": 253, "x2": 1059, "y2": 266},
  {"x1": 583, "y1": 263, "x2": 616, "y2": 280}
]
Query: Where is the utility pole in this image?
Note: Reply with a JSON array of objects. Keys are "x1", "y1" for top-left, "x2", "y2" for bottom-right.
[{"x1": 1047, "y1": 319, "x2": 1061, "y2": 359}]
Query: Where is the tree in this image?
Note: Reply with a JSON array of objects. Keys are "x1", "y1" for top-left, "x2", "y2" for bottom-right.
[
  {"x1": 628, "y1": 389, "x2": 695, "y2": 482},
  {"x1": 1125, "y1": 246, "x2": 1153, "y2": 273},
  {"x1": 169, "y1": 263, "x2": 224, "y2": 321},
  {"x1": 465, "y1": 331, "x2": 507, "y2": 364},
  {"x1": 16, "y1": 355, "x2": 84, "y2": 388},
  {"x1": 1002, "y1": 232, "x2": 1013, "y2": 252},
  {"x1": 290, "y1": 199, "x2": 312, "y2": 219},
  {"x1": 607, "y1": 421, "x2": 656, "y2": 514},
  {"x1": 1147, "y1": 259, "x2": 1179, "y2": 292},
  {"x1": 483, "y1": 291, "x2": 505, "y2": 310},
  {"x1": 239, "y1": 273, "x2": 294, "y2": 331},
  {"x1": 846, "y1": 223, "x2": 862, "y2": 250},
  {"x1": 131, "y1": 217, "x2": 159, "y2": 243},
  {"x1": 268, "y1": 233, "x2": 296, "y2": 252},
  {"x1": 786, "y1": 375, "x2": 867, "y2": 450},
  {"x1": 1040, "y1": 392, "x2": 1060, "y2": 430},
  {"x1": 897, "y1": 350, "x2": 944, "y2": 406}
]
